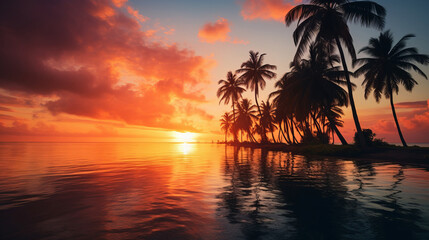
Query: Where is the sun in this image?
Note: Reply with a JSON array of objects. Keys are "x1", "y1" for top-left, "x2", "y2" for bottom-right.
[{"x1": 173, "y1": 132, "x2": 196, "y2": 143}]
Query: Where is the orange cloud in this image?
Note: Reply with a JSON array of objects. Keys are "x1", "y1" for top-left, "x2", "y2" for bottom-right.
[
  {"x1": 126, "y1": 6, "x2": 148, "y2": 22},
  {"x1": 370, "y1": 109, "x2": 429, "y2": 143},
  {"x1": 240, "y1": 0, "x2": 302, "y2": 22},
  {"x1": 0, "y1": 0, "x2": 215, "y2": 136},
  {"x1": 112, "y1": 0, "x2": 127, "y2": 8},
  {"x1": 198, "y1": 18, "x2": 248, "y2": 44},
  {"x1": 339, "y1": 100, "x2": 429, "y2": 144}
]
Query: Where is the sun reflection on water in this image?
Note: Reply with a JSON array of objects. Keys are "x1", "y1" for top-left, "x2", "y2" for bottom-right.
[{"x1": 178, "y1": 142, "x2": 194, "y2": 155}]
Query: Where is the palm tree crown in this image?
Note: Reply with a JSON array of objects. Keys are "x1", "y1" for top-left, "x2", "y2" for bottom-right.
[
  {"x1": 236, "y1": 51, "x2": 277, "y2": 97},
  {"x1": 355, "y1": 31, "x2": 429, "y2": 101},
  {"x1": 217, "y1": 71, "x2": 245, "y2": 105},
  {"x1": 285, "y1": 0, "x2": 386, "y2": 62}
]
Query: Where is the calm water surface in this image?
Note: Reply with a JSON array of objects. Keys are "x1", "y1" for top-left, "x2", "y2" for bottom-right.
[{"x1": 0, "y1": 142, "x2": 428, "y2": 240}]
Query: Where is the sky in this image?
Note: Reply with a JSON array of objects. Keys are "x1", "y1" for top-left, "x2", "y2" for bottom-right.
[{"x1": 0, "y1": 0, "x2": 428, "y2": 143}]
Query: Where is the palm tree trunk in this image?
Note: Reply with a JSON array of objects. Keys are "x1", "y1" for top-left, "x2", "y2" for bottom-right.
[
  {"x1": 293, "y1": 120, "x2": 303, "y2": 138},
  {"x1": 282, "y1": 120, "x2": 290, "y2": 144},
  {"x1": 280, "y1": 122, "x2": 289, "y2": 144},
  {"x1": 232, "y1": 103, "x2": 238, "y2": 142},
  {"x1": 311, "y1": 112, "x2": 322, "y2": 134},
  {"x1": 248, "y1": 130, "x2": 257, "y2": 142},
  {"x1": 254, "y1": 91, "x2": 266, "y2": 143},
  {"x1": 333, "y1": 126, "x2": 348, "y2": 145},
  {"x1": 390, "y1": 93, "x2": 407, "y2": 147},
  {"x1": 289, "y1": 118, "x2": 297, "y2": 144},
  {"x1": 225, "y1": 130, "x2": 227, "y2": 143},
  {"x1": 271, "y1": 130, "x2": 276, "y2": 143},
  {"x1": 335, "y1": 37, "x2": 366, "y2": 148}
]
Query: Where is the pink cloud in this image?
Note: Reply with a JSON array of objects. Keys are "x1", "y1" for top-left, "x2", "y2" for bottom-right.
[
  {"x1": 126, "y1": 6, "x2": 148, "y2": 22},
  {"x1": 112, "y1": 0, "x2": 128, "y2": 8},
  {"x1": 240, "y1": 0, "x2": 302, "y2": 22},
  {"x1": 198, "y1": 18, "x2": 248, "y2": 44},
  {"x1": 0, "y1": 0, "x2": 214, "y2": 134},
  {"x1": 343, "y1": 106, "x2": 429, "y2": 144}
]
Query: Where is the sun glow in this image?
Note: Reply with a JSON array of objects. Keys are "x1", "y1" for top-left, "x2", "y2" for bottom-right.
[{"x1": 173, "y1": 132, "x2": 197, "y2": 143}]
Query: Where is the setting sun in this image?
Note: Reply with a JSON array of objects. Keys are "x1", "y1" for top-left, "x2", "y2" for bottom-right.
[{"x1": 173, "y1": 132, "x2": 197, "y2": 143}]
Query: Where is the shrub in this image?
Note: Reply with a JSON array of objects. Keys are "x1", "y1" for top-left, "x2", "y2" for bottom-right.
[{"x1": 354, "y1": 129, "x2": 388, "y2": 146}]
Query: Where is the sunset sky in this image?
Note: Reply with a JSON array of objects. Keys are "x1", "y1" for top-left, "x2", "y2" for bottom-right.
[{"x1": 1, "y1": 0, "x2": 428, "y2": 143}]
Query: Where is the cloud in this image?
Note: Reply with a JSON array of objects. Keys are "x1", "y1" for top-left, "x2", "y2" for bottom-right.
[
  {"x1": 0, "y1": 0, "x2": 214, "y2": 133},
  {"x1": 198, "y1": 18, "x2": 248, "y2": 44},
  {"x1": 394, "y1": 100, "x2": 428, "y2": 109},
  {"x1": 368, "y1": 109, "x2": 429, "y2": 143},
  {"x1": 112, "y1": 0, "x2": 127, "y2": 8},
  {"x1": 126, "y1": 6, "x2": 148, "y2": 23},
  {"x1": 240, "y1": 0, "x2": 302, "y2": 22},
  {"x1": 338, "y1": 100, "x2": 429, "y2": 144},
  {"x1": 0, "y1": 94, "x2": 34, "y2": 107},
  {"x1": 0, "y1": 107, "x2": 13, "y2": 112}
]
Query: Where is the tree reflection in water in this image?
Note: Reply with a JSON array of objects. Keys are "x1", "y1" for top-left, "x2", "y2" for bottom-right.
[{"x1": 217, "y1": 145, "x2": 427, "y2": 240}]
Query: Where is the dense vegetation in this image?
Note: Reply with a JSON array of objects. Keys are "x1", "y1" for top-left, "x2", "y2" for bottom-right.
[{"x1": 217, "y1": 0, "x2": 428, "y2": 148}]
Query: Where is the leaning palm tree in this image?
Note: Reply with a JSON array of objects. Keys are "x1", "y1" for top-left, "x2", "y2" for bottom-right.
[
  {"x1": 217, "y1": 71, "x2": 246, "y2": 142},
  {"x1": 236, "y1": 51, "x2": 277, "y2": 142},
  {"x1": 324, "y1": 105, "x2": 347, "y2": 145},
  {"x1": 354, "y1": 31, "x2": 429, "y2": 147},
  {"x1": 220, "y1": 112, "x2": 233, "y2": 143},
  {"x1": 285, "y1": 0, "x2": 386, "y2": 147}
]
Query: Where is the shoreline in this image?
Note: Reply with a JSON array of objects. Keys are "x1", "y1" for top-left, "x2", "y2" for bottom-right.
[{"x1": 222, "y1": 142, "x2": 429, "y2": 168}]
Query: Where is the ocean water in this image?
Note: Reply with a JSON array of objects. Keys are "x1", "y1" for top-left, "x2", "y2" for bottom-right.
[{"x1": 0, "y1": 142, "x2": 428, "y2": 240}]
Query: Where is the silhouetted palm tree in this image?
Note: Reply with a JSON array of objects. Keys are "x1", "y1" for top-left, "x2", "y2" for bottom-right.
[
  {"x1": 218, "y1": 71, "x2": 246, "y2": 142},
  {"x1": 236, "y1": 99, "x2": 258, "y2": 142},
  {"x1": 273, "y1": 43, "x2": 350, "y2": 144},
  {"x1": 324, "y1": 105, "x2": 347, "y2": 145},
  {"x1": 260, "y1": 101, "x2": 278, "y2": 143},
  {"x1": 285, "y1": 0, "x2": 386, "y2": 147},
  {"x1": 237, "y1": 51, "x2": 277, "y2": 142},
  {"x1": 354, "y1": 31, "x2": 429, "y2": 147},
  {"x1": 220, "y1": 112, "x2": 233, "y2": 143}
]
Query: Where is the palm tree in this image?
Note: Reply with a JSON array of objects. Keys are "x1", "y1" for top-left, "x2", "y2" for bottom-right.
[
  {"x1": 220, "y1": 112, "x2": 233, "y2": 143},
  {"x1": 217, "y1": 71, "x2": 246, "y2": 142},
  {"x1": 273, "y1": 43, "x2": 350, "y2": 145},
  {"x1": 354, "y1": 31, "x2": 429, "y2": 147},
  {"x1": 236, "y1": 99, "x2": 258, "y2": 142},
  {"x1": 324, "y1": 105, "x2": 347, "y2": 145},
  {"x1": 285, "y1": 0, "x2": 386, "y2": 147},
  {"x1": 236, "y1": 51, "x2": 277, "y2": 142},
  {"x1": 260, "y1": 101, "x2": 278, "y2": 143}
]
